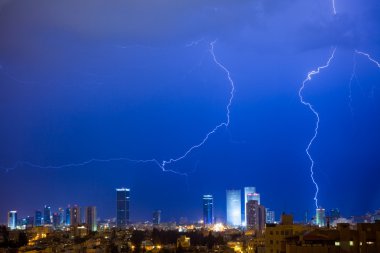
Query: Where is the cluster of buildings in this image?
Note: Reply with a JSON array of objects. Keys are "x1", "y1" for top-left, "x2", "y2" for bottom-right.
[
  {"x1": 7, "y1": 205, "x2": 97, "y2": 232},
  {"x1": 3, "y1": 186, "x2": 380, "y2": 253},
  {"x1": 202, "y1": 187, "x2": 274, "y2": 233}
]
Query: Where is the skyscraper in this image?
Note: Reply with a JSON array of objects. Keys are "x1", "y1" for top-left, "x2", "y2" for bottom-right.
[
  {"x1": 8, "y1": 211, "x2": 17, "y2": 230},
  {"x1": 316, "y1": 208, "x2": 326, "y2": 227},
  {"x1": 58, "y1": 208, "x2": 65, "y2": 225},
  {"x1": 244, "y1": 187, "x2": 260, "y2": 226},
  {"x1": 86, "y1": 206, "x2": 97, "y2": 232},
  {"x1": 52, "y1": 212, "x2": 60, "y2": 228},
  {"x1": 35, "y1": 210, "x2": 42, "y2": 226},
  {"x1": 330, "y1": 208, "x2": 340, "y2": 222},
  {"x1": 246, "y1": 200, "x2": 266, "y2": 232},
  {"x1": 203, "y1": 195, "x2": 213, "y2": 225},
  {"x1": 43, "y1": 205, "x2": 51, "y2": 225},
  {"x1": 70, "y1": 205, "x2": 81, "y2": 226},
  {"x1": 266, "y1": 208, "x2": 275, "y2": 224},
  {"x1": 153, "y1": 210, "x2": 161, "y2": 225},
  {"x1": 65, "y1": 207, "x2": 71, "y2": 226},
  {"x1": 226, "y1": 189, "x2": 241, "y2": 226},
  {"x1": 116, "y1": 188, "x2": 130, "y2": 227}
]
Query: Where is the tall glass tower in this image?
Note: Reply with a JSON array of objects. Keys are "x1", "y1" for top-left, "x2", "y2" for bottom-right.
[
  {"x1": 203, "y1": 195, "x2": 213, "y2": 225},
  {"x1": 244, "y1": 187, "x2": 260, "y2": 226},
  {"x1": 316, "y1": 208, "x2": 326, "y2": 227},
  {"x1": 153, "y1": 210, "x2": 161, "y2": 225},
  {"x1": 8, "y1": 211, "x2": 17, "y2": 230},
  {"x1": 44, "y1": 205, "x2": 51, "y2": 225},
  {"x1": 116, "y1": 188, "x2": 130, "y2": 227},
  {"x1": 226, "y1": 190, "x2": 241, "y2": 226},
  {"x1": 86, "y1": 206, "x2": 97, "y2": 232}
]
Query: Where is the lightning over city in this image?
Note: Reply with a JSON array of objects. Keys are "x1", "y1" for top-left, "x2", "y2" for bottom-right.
[{"x1": 1, "y1": 0, "x2": 380, "y2": 232}]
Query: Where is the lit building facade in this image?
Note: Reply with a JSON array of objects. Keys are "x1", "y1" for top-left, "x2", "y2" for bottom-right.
[
  {"x1": 153, "y1": 209, "x2": 161, "y2": 225},
  {"x1": 86, "y1": 206, "x2": 97, "y2": 232},
  {"x1": 116, "y1": 188, "x2": 130, "y2": 227},
  {"x1": 70, "y1": 205, "x2": 81, "y2": 226},
  {"x1": 52, "y1": 212, "x2": 60, "y2": 228},
  {"x1": 266, "y1": 208, "x2": 275, "y2": 224},
  {"x1": 35, "y1": 210, "x2": 42, "y2": 226},
  {"x1": 226, "y1": 189, "x2": 241, "y2": 226},
  {"x1": 316, "y1": 208, "x2": 326, "y2": 227},
  {"x1": 8, "y1": 211, "x2": 17, "y2": 230},
  {"x1": 203, "y1": 195, "x2": 213, "y2": 225},
  {"x1": 43, "y1": 205, "x2": 51, "y2": 225},
  {"x1": 65, "y1": 207, "x2": 71, "y2": 226},
  {"x1": 246, "y1": 200, "x2": 266, "y2": 232},
  {"x1": 244, "y1": 187, "x2": 260, "y2": 226},
  {"x1": 330, "y1": 208, "x2": 341, "y2": 222}
]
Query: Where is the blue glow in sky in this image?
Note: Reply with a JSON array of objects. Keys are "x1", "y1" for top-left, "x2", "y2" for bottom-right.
[{"x1": 1, "y1": 0, "x2": 380, "y2": 223}]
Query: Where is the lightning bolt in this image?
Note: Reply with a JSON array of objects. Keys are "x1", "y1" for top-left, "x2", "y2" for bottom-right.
[
  {"x1": 348, "y1": 53, "x2": 357, "y2": 115},
  {"x1": 160, "y1": 40, "x2": 234, "y2": 169},
  {"x1": 332, "y1": 0, "x2": 337, "y2": 15},
  {"x1": 1, "y1": 41, "x2": 235, "y2": 177},
  {"x1": 355, "y1": 50, "x2": 380, "y2": 69},
  {"x1": 298, "y1": 47, "x2": 336, "y2": 209}
]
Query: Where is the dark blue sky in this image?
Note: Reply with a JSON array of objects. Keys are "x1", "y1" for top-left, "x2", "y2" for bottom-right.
[{"x1": 1, "y1": 0, "x2": 380, "y2": 224}]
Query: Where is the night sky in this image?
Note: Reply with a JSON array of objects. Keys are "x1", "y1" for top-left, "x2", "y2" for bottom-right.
[{"x1": 1, "y1": 0, "x2": 380, "y2": 224}]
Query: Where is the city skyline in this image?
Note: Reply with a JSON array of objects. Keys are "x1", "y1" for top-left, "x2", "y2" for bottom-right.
[{"x1": 1, "y1": 0, "x2": 380, "y2": 224}]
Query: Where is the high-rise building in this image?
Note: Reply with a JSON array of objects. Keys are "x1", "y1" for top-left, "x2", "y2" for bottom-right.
[
  {"x1": 316, "y1": 208, "x2": 326, "y2": 227},
  {"x1": 203, "y1": 195, "x2": 213, "y2": 225},
  {"x1": 65, "y1": 207, "x2": 71, "y2": 226},
  {"x1": 58, "y1": 208, "x2": 65, "y2": 225},
  {"x1": 153, "y1": 210, "x2": 161, "y2": 225},
  {"x1": 70, "y1": 205, "x2": 81, "y2": 226},
  {"x1": 246, "y1": 200, "x2": 266, "y2": 232},
  {"x1": 244, "y1": 187, "x2": 260, "y2": 226},
  {"x1": 226, "y1": 189, "x2": 241, "y2": 226},
  {"x1": 116, "y1": 188, "x2": 130, "y2": 227},
  {"x1": 86, "y1": 206, "x2": 97, "y2": 232},
  {"x1": 52, "y1": 212, "x2": 60, "y2": 228},
  {"x1": 26, "y1": 216, "x2": 34, "y2": 228},
  {"x1": 43, "y1": 205, "x2": 51, "y2": 225},
  {"x1": 266, "y1": 208, "x2": 275, "y2": 224},
  {"x1": 35, "y1": 210, "x2": 42, "y2": 226},
  {"x1": 330, "y1": 208, "x2": 340, "y2": 222},
  {"x1": 8, "y1": 211, "x2": 17, "y2": 230}
]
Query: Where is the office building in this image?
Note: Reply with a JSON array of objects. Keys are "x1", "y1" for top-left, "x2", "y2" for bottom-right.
[
  {"x1": 330, "y1": 208, "x2": 340, "y2": 222},
  {"x1": 70, "y1": 205, "x2": 81, "y2": 226},
  {"x1": 226, "y1": 189, "x2": 241, "y2": 226},
  {"x1": 25, "y1": 216, "x2": 34, "y2": 228},
  {"x1": 266, "y1": 208, "x2": 275, "y2": 224},
  {"x1": 244, "y1": 187, "x2": 260, "y2": 226},
  {"x1": 65, "y1": 207, "x2": 71, "y2": 226},
  {"x1": 316, "y1": 208, "x2": 326, "y2": 227},
  {"x1": 52, "y1": 212, "x2": 60, "y2": 228},
  {"x1": 35, "y1": 210, "x2": 42, "y2": 226},
  {"x1": 153, "y1": 210, "x2": 161, "y2": 225},
  {"x1": 57, "y1": 208, "x2": 64, "y2": 225},
  {"x1": 116, "y1": 188, "x2": 130, "y2": 227},
  {"x1": 203, "y1": 195, "x2": 213, "y2": 225},
  {"x1": 86, "y1": 206, "x2": 97, "y2": 232},
  {"x1": 43, "y1": 205, "x2": 51, "y2": 225},
  {"x1": 8, "y1": 211, "x2": 17, "y2": 230},
  {"x1": 246, "y1": 200, "x2": 266, "y2": 232}
]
